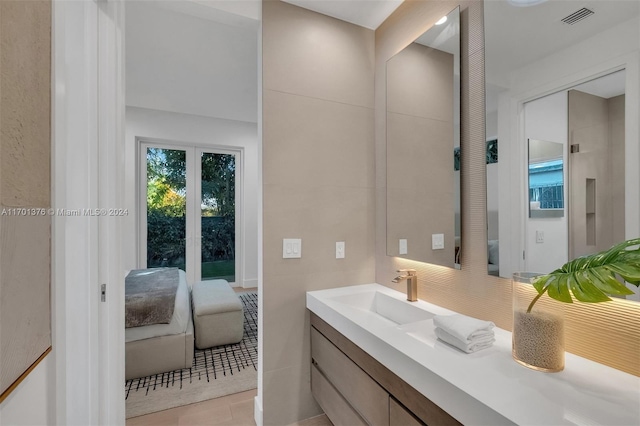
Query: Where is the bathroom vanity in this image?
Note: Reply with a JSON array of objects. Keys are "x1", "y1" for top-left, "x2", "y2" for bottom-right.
[{"x1": 306, "y1": 284, "x2": 640, "y2": 425}]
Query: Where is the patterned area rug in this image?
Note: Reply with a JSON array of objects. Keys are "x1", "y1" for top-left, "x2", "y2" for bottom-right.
[{"x1": 125, "y1": 292, "x2": 258, "y2": 418}]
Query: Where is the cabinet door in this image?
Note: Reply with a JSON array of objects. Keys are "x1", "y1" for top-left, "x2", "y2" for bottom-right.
[
  {"x1": 311, "y1": 328, "x2": 390, "y2": 425},
  {"x1": 311, "y1": 364, "x2": 367, "y2": 426},
  {"x1": 390, "y1": 397, "x2": 425, "y2": 426}
]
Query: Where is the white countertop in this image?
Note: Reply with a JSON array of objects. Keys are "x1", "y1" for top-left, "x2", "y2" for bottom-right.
[{"x1": 306, "y1": 284, "x2": 640, "y2": 426}]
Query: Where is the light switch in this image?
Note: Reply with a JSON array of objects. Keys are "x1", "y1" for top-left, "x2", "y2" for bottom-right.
[
  {"x1": 536, "y1": 231, "x2": 544, "y2": 244},
  {"x1": 399, "y1": 239, "x2": 408, "y2": 255},
  {"x1": 283, "y1": 238, "x2": 302, "y2": 258},
  {"x1": 432, "y1": 233, "x2": 444, "y2": 250},
  {"x1": 336, "y1": 241, "x2": 345, "y2": 259}
]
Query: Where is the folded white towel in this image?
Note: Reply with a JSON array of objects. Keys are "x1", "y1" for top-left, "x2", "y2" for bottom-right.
[
  {"x1": 433, "y1": 314, "x2": 495, "y2": 343},
  {"x1": 435, "y1": 327, "x2": 495, "y2": 353}
]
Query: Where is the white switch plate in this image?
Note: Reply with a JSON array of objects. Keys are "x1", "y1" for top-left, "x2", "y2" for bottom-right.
[
  {"x1": 432, "y1": 233, "x2": 444, "y2": 250},
  {"x1": 536, "y1": 230, "x2": 544, "y2": 244},
  {"x1": 336, "y1": 241, "x2": 345, "y2": 259},
  {"x1": 399, "y1": 239, "x2": 408, "y2": 255},
  {"x1": 283, "y1": 238, "x2": 302, "y2": 258}
]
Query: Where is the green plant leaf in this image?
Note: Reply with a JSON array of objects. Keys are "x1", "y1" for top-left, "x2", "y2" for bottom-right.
[
  {"x1": 531, "y1": 238, "x2": 640, "y2": 307},
  {"x1": 546, "y1": 274, "x2": 572, "y2": 303}
]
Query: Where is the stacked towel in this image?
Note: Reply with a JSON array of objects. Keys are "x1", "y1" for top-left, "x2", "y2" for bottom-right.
[{"x1": 433, "y1": 314, "x2": 495, "y2": 353}]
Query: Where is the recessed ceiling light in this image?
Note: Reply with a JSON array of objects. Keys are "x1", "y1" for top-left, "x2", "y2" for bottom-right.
[
  {"x1": 508, "y1": 0, "x2": 548, "y2": 7},
  {"x1": 435, "y1": 16, "x2": 447, "y2": 25}
]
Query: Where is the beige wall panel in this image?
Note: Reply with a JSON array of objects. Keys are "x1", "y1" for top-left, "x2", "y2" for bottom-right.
[
  {"x1": 263, "y1": 90, "x2": 374, "y2": 188},
  {"x1": 0, "y1": 215, "x2": 51, "y2": 393},
  {"x1": 262, "y1": 268, "x2": 375, "y2": 373},
  {"x1": 387, "y1": 188, "x2": 454, "y2": 265},
  {"x1": 262, "y1": 1, "x2": 376, "y2": 423},
  {"x1": 386, "y1": 113, "x2": 452, "y2": 189},
  {"x1": 569, "y1": 90, "x2": 614, "y2": 255},
  {"x1": 263, "y1": 362, "x2": 323, "y2": 426},
  {"x1": 263, "y1": 184, "x2": 375, "y2": 277},
  {"x1": 262, "y1": 0, "x2": 374, "y2": 109},
  {"x1": 0, "y1": 0, "x2": 52, "y2": 401},
  {"x1": 0, "y1": 1, "x2": 51, "y2": 208},
  {"x1": 386, "y1": 43, "x2": 454, "y2": 121},
  {"x1": 376, "y1": 0, "x2": 640, "y2": 376}
]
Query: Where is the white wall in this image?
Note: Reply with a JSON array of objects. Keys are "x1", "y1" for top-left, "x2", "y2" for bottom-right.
[
  {"x1": 125, "y1": 106, "x2": 259, "y2": 287},
  {"x1": 486, "y1": 109, "x2": 499, "y2": 241},
  {"x1": 523, "y1": 91, "x2": 568, "y2": 273},
  {"x1": 0, "y1": 354, "x2": 54, "y2": 425}
]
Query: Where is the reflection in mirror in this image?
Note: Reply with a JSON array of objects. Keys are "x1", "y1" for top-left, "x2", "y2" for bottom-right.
[
  {"x1": 528, "y1": 139, "x2": 564, "y2": 219},
  {"x1": 386, "y1": 7, "x2": 460, "y2": 268},
  {"x1": 484, "y1": 0, "x2": 640, "y2": 303}
]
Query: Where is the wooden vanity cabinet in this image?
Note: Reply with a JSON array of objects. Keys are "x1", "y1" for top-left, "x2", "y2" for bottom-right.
[
  {"x1": 390, "y1": 397, "x2": 423, "y2": 426},
  {"x1": 310, "y1": 312, "x2": 460, "y2": 426}
]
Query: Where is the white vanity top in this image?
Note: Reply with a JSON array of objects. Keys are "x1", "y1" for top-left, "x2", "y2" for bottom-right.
[{"x1": 306, "y1": 284, "x2": 640, "y2": 426}]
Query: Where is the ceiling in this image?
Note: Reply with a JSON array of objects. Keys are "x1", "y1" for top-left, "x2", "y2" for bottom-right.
[
  {"x1": 485, "y1": 0, "x2": 639, "y2": 89},
  {"x1": 125, "y1": 1, "x2": 259, "y2": 123},
  {"x1": 572, "y1": 69, "x2": 625, "y2": 99},
  {"x1": 282, "y1": 0, "x2": 403, "y2": 29}
]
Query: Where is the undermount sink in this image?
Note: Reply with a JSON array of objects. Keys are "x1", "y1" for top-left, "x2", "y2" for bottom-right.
[{"x1": 329, "y1": 290, "x2": 434, "y2": 325}]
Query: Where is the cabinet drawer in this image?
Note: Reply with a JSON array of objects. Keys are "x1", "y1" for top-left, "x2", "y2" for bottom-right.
[
  {"x1": 311, "y1": 364, "x2": 367, "y2": 426},
  {"x1": 311, "y1": 327, "x2": 389, "y2": 426},
  {"x1": 390, "y1": 397, "x2": 425, "y2": 426}
]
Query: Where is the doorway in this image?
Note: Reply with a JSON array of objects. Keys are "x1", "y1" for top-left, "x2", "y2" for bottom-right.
[
  {"x1": 139, "y1": 142, "x2": 242, "y2": 285},
  {"x1": 522, "y1": 70, "x2": 626, "y2": 274},
  {"x1": 123, "y1": 0, "x2": 260, "y2": 420}
]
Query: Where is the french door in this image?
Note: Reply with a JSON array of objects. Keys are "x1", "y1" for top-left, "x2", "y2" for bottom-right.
[{"x1": 139, "y1": 141, "x2": 241, "y2": 285}]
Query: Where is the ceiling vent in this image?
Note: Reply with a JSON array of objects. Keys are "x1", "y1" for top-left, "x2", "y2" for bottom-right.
[{"x1": 561, "y1": 7, "x2": 595, "y2": 25}]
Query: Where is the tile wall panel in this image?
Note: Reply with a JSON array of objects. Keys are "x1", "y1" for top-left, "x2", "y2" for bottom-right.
[{"x1": 262, "y1": 1, "x2": 376, "y2": 424}]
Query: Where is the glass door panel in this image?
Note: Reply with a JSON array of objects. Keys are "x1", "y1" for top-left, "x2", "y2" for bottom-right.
[
  {"x1": 145, "y1": 147, "x2": 187, "y2": 270},
  {"x1": 200, "y1": 152, "x2": 236, "y2": 281}
]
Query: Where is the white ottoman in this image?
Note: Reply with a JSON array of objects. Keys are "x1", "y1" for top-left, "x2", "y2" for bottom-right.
[{"x1": 192, "y1": 280, "x2": 244, "y2": 349}]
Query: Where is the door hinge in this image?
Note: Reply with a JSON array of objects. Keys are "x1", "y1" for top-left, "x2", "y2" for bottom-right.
[
  {"x1": 523, "y1": 250, "x2": 526, "y2": 260},
  {"x1": 101, "y1": 284, "x2": 106, "y2": 302}
]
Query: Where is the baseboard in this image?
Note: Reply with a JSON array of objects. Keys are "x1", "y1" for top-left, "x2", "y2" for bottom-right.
[
  {"x1": 244, "y1": 278, "x2": 258, "y2": 289},
  {"x1": 254, "y1": 396, "x2": 263, "y2": 426}
]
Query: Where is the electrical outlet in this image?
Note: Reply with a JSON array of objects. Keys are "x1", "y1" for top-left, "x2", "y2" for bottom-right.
[
  {"x1": 336, "y1": 241, "x2": 345, "y2": 259},
  {"x1": 399, "y1": 239, "x2": 408, "y2": 255}
]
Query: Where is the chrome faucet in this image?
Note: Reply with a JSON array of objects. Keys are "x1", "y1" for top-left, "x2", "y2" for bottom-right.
[{"x1": 392, "y1": 269, "x2": 418, "y2": 302}]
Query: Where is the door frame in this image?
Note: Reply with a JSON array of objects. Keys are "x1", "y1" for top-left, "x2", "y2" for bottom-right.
[
  {"x1": 137, "y1": 139, "x2": 244, "y2": 286},
  {"x1": 52, "y1": 0, "x2": 125, "y2": 424},
  {"x1": 53, "y1": 2, "x2": 263, "y2": 424}
]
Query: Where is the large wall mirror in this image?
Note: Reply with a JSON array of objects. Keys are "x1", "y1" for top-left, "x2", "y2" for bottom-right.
[
  {"x1": 386, "y1": 7, "x2": 460, "y2": 268},
  {"x1": 485, "y1": 0, "x2": 639, "y2": 301}
]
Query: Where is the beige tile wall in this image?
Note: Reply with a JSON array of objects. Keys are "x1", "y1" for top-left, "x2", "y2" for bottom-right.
[
  {"x1": 375, "y1": 0, "x2": 640, "y2": 376},
  {"x1": 0, "y1": 0, "x2": 52, "y2": 398},
  {"x1": 386, "y1": 42, "x2": 455, "y2": 264},
  {"x1": 569, "y1": 90, "x2": 615, "y2": 256},
  {"x1": 262, "y1": 1, "x2": 376, "y2": 424}
]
